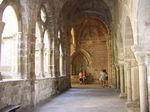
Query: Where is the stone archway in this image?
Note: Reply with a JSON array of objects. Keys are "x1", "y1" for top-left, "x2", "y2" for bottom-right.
[
  {"x1": 1, "y1": 5, "x2": 19, "y2": 79},
  {"x1": 59, "y1": 0, "x2": 113, "y2": 86},
  {"x1": 124, "y1": 17, "x2": 139, "y2": 105},
  {"x1": 71, "y1": 50, "x2": 91, "y2": 84},
  {"x1": 137, "y1": 0, "x2": 150, "y2": 111},
  {"x1": 72, "y1": 51, "x2": 89, "y2": 75}
]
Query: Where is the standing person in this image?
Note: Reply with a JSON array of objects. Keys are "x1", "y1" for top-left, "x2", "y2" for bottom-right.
[
  {"x1": 82, "y1": 71, "x2": 87, "y2": 84},
  {"x1": 99, "y1": 69, "x2": 107, "y2": 88},
  {"x1": 103, "y1": 70, "x2": 108, "y2": 87},
  {"x1": 79, "y1": 71, "x2": 83, "y2": 84}
]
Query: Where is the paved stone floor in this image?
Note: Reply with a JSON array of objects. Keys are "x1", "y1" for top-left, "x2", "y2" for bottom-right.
[{"x1": 34, "y1": 85, "x2": 127, "y2": 112}]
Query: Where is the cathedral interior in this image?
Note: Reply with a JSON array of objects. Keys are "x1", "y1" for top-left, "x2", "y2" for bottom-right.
[{"x1": 0, "y1": 0, "x2": 150, "y2": 112}]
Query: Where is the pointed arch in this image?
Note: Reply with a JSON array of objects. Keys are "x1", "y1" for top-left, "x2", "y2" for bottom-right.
[
  {"x1": 1, "y1": 5, "x2": 19, "y2": 79},
  {"x1": 124, "y1": 16, "x2": 135, "y2": 60},
  {"x1": 71, "y1": 49, "x2": 92, "y2": 66},
  {"x1": 71, "y1": 49, "x2": 92, "y2": 75}
]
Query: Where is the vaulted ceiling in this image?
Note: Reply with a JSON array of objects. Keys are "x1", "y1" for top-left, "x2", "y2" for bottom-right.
[
  {"x1": 73, "y1": 17, "x2": 108, "y2": 43},
  {"x1": 60, "y1": 0, "x2": 112, "y2": 30}
]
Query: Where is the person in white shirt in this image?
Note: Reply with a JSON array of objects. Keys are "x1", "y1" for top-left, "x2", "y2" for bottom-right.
[{"x1": 99, "y1": 69, "x2": 108, "y2": 87}]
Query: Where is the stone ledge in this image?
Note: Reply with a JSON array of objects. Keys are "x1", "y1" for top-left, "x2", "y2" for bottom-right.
[{"x1": 0, "y1": 79, "x2": 27, "y2": 83}]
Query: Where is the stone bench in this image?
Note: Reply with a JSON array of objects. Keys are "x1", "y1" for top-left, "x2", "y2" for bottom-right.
[{"x1": 0, "y1": 105, "x2": 21, "y2": 112}]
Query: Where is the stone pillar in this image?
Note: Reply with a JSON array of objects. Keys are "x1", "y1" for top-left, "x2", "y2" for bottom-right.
[
  {"x1": 116, "y1": 65, "x2": 120, "y2": 89},
  {"x1": 125, "y1": 61, "x2": 132, "y2": 103},
  {"x1": 39, "y1": 41, "x2": 44, "y2": 77},
  {"x1": 0, "y1": 21, "x2": 5, "y2": 80},
  {"x1": 47, "y1": 50, "x2": 51, "y2": 77},
  {"x1": 106, "y1": 38, "x2": 112, "y2": 86},
  {"x1": 54, "y1": 46, "x2": 60, "y2": 78},
  {"x1": 11, "y1": 32, "x2": 22, "y2": 79},
  {"x1": 135, "y1": 53, "x2": 149, "y2": 112},
  {"x1": 30, "y1": 33, "x2": 36, "y2": 80},
  {"x1": 119, "y1": 64, "x2": 126, "y2": 98},
  {"x1": 50, "y1": 48, "x2": 55, "y2": 77},
  {"x1": 131, "y1": 65, "x2": 140, "y2": 106},
  {"x1": 49, "y1": 38, "x2": 55, "y2": 78},
  {"x1": 65, "y1": 33, "x2": 72, "y2": 87},
  {"x1": 112, "y1": 64, "x2": 117, "y2": 88},
  {"x1": 53, "y1": 33, "x2": 60, "y2": 93}
]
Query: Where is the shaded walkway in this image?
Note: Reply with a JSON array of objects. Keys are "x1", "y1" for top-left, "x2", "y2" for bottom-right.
[{"x1": 34, "y1": 87, "x2": 127, "y2": 112}]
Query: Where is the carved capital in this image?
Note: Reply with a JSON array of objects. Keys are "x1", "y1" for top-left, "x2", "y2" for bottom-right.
[
  {"x1": 118, "y1": 60, "x2": 124, "y2": 65},
  {"x1": 131, "y1": 44, "x2": 150, "y2": 65},
  {"x1": 117, "y1": 23, "x2": 121, "y2": 30},
  {"x1": 38, "y1": 42, "x2": 44, "y2": 49},
  {"x1": 146, "y1": 54, "x2": 150, "y2": 65},
  {"x1": 124, "y1": 61, "x2": 131, "y2": 69},
  {"x1": 115, "y1": 65, "x2": 120, "y2": 71},
  {"x1": 134, "y1": 52, "x2": 146, "y2": 65},
  {"x1": 131, "y1": 44, "x2": 143, "y2": 53}
]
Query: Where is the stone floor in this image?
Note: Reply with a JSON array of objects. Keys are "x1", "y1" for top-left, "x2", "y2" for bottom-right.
[{"x1": 34, "y1": 85, "x2": 127, "y2": 112}]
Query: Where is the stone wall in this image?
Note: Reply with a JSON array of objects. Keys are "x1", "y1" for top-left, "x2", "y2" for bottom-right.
[
  {"x1": 58, "y1": 76, "x2": 71, "y2": 92},
  {"x1": 71, "y1": 75, "x2": 79, "y2": 84},
  {"x1": 0, "y1": 80, "x2": 32, "y2": 109},
  {"x1": 79, "y1": 40, "x2": 108, "y2": 81},
  {"x1": 0, "y1": 77, "x2": 70, "y2": 110},
  {"x1": 34, "y1": 78, "x2": 56, "y2": 105}
]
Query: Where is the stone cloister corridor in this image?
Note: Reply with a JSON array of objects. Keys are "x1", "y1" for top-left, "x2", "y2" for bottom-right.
[
  {"x1": 34, "y1": 87, "x2": 127, "y2": 112},
  {"x1": 0, "y1": 0, "x2": 150, "y2": 112}
]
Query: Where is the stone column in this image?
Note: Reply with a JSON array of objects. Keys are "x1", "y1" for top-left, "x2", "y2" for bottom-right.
[
  {"x1": 39, "y1": 41, "x2": 44, "y2": 77},
  {"x1": 112, "y1": 64, "x2": 117, "y2": 88},
  {"x1": 49, "y1": 38, "x2": 55, "y2": 78},
  {"x1": 125, "y1": 61, "x2": 132, "y2": 103},
  {"x1": 119, "y1": 64, "x2": 126, "y2": 98},
  {"x1": 106, "y1": 38, "x2": 112, "y2": 86},
  {"x1": 16, "y1": 32, "x2": 22, "y2": 78},
  {"x1": 30, "y1": 33, "x2": 36, "y2": 80},
  {"x1": 47, "y1": 50, "x2": 51, "y2": 77},
  {"x1": 54, "y1": 46, "x2": 60, "y2": 78},
  {"x1": 50, "y1": 48, "x2": 55, "y2": 78},
  {"x1": 131, "y1": 65, "x2": 140, "y2": 107},
  {"x1": 116, "y1": 65, "x2": 120, "y2": 89},
  {"x1": 53, "y1": 34, "x2": 60, "y2": 94},
  {"x1": 52, "y1": 32, "x2": 60, "y2": 78},
  {"x1": 135, "y1": 53, "x2": 149, "y2": 112},
  {"x1": 0, "y1": 21, "x2": 5, "y2": 80}
]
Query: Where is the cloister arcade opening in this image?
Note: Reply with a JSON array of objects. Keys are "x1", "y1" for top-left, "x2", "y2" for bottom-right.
[{"x1": 1, "y1": 5, "x2": 19, "y2": 79}]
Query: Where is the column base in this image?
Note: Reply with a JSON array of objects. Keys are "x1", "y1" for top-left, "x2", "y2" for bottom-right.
[
  {"x1": 126, "y1": 101, "x2": 140, "y2": 112},
  {"x1": 126, "y1": 101, "x2": 140, "y2": 108},
  {"x1": 110, "y1": 85, "x2": 116, "y2": 89},
  {"x1": 119, "y1": 93, "x2": 127, "y2": 98}
]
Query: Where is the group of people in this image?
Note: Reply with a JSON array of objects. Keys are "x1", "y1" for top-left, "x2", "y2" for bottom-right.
[
  {"x1": 78, "y1": 69, "x2": 108, "y2": 87},
  {"x1": 79, "y1": 71, "x2": 87, "y2": 85},
  {"x1": 99, "y1": 69, "x2": 108, "y2": 88}
]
